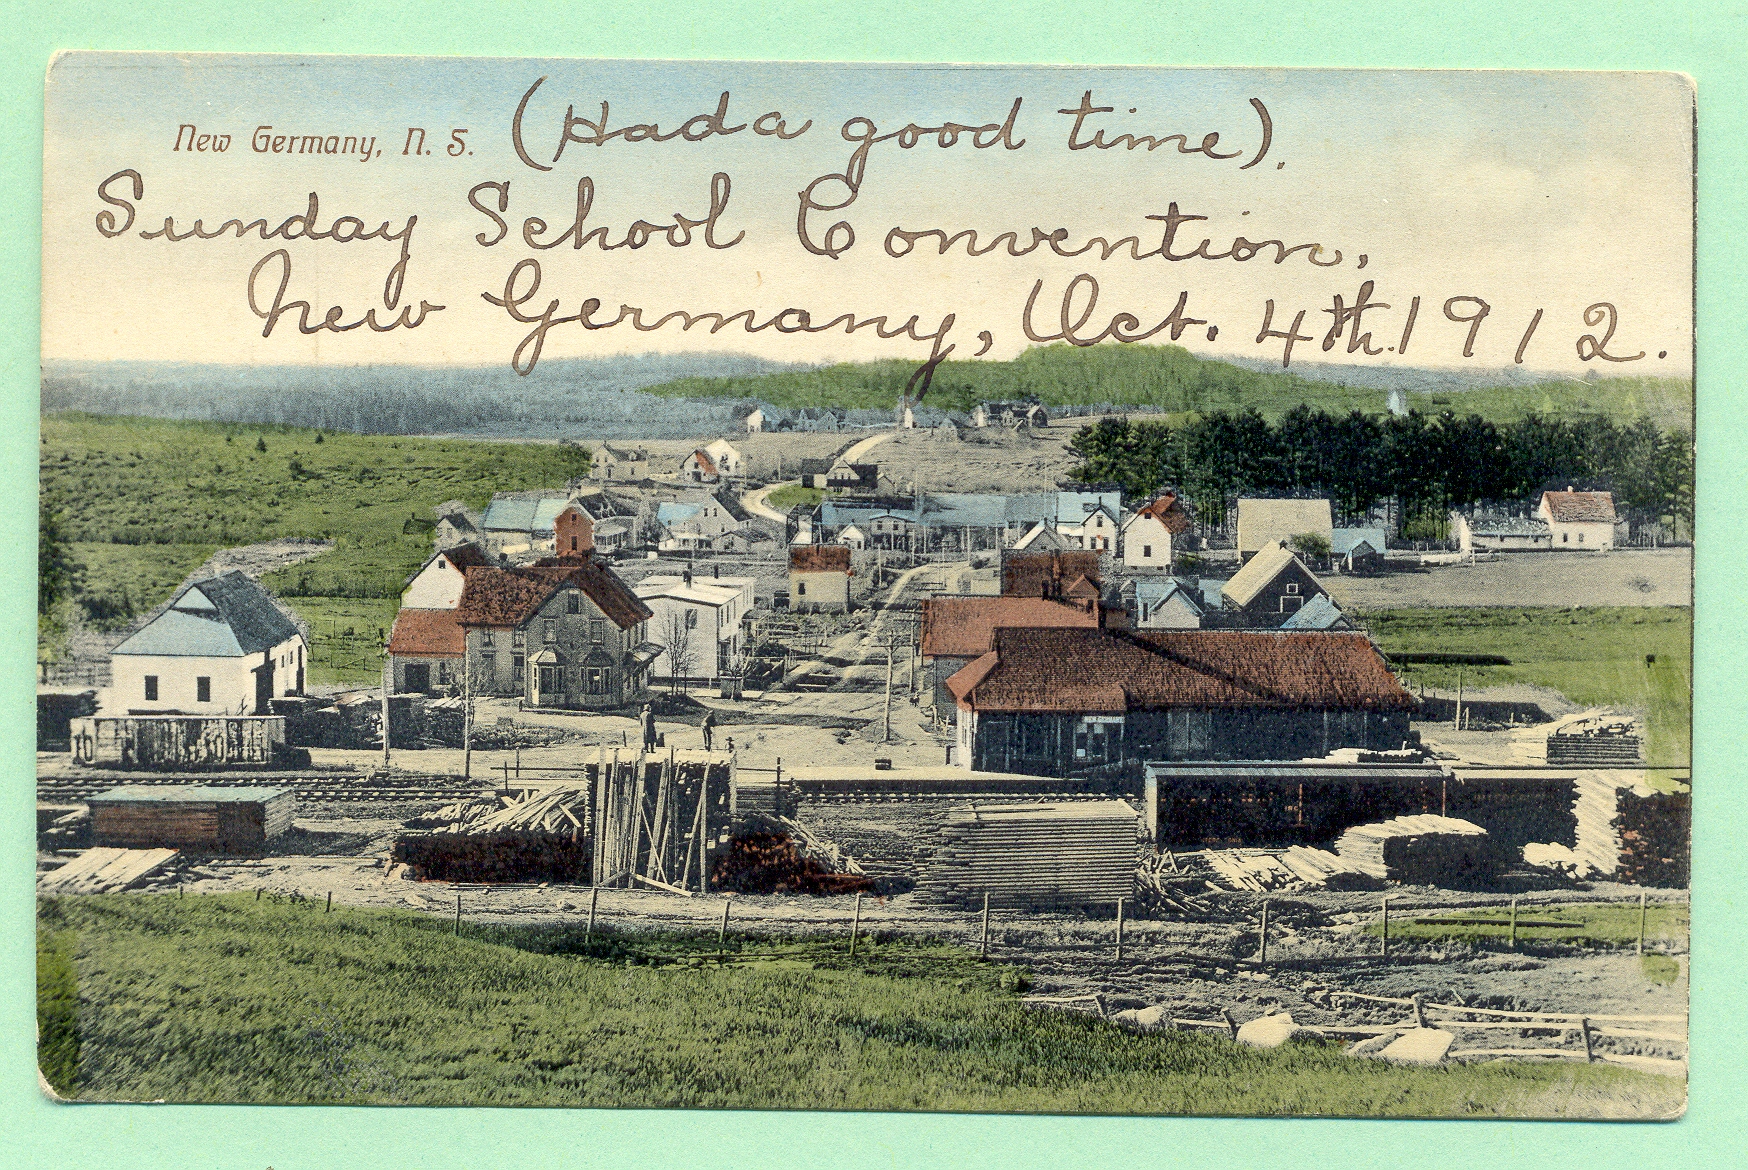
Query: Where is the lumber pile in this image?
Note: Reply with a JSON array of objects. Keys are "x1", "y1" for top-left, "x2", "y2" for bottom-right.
[
  {"x1": 1200, "y1": 846, "x2": 1356, "y2": 892},
  {"x1": 1571, "y1": 773, "x2": 1625, "y2": 878},
  {"x1": 915, "y1": 800, "x2": 1138, "y2": 909},
  {"x1": 467, "y1": 786, "x2": 590, "y2": 835},
  {"x1": 38, "y1": 847, "x2": 179, "y2": 894},
  {"x1": 1334, "y1": 815, "x2": 1496, "y2": 885},
  {"x1": 392, "y1": 832, "x2": 590, "y2": 884},
  {"x1": 1547, "y1": 715, "x2": 1643, "y2": 766},
  {"x1": 712, "y1": 833, "x2": 874, "y2": 895}
]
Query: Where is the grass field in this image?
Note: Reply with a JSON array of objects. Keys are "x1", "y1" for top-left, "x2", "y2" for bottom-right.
[
  {"x1": 644, "y1": 343, "x2": 1693, "y2": 431},
  {"x1": 40, "y1": 415, "x2": 591, "y2": 680},
  {"x1": 1363, "y1": 607, "x2": 1692, "y2": 769},
  {"x1": 765, "y1": 483, "x2": 825, "y2": 511},
  {"x1": 1363, "y1": 901, "x2": 1689, "y2": 949},
  {"x1": 36, "y1": 895, "x2": 1680, "y2": 1116}
]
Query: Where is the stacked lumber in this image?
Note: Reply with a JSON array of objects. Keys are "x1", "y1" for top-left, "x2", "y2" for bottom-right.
[
  {"x1": 1197, "y1": 847, "x2": 1356, "y2": 892},
  {"x1": 466, "y1": 785, "x2": 590, "y2": 836},
  {"x1": 38, "y1": 847, "x2": 179, "y2": 893},
  {"x1": 1334, "y1": 815, "x2": 1494, "y2": 885},
  {"x1": 1547, "y1": 715, "x2": 1643, "y2": 766},
  {"x1": 1571, "y1": 773, "x2": 1625, "y2": 878},
  {"x1": 87, "y1": 786, "x2": 297, "y2": 851},
  {"x1": 915, "y1": 801, "x2": 1138, "y2": 909}
]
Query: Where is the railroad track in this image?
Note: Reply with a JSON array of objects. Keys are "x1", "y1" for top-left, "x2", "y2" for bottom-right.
[{"x1": 38, "y1": 774, "x2": 491, "y2": 803}]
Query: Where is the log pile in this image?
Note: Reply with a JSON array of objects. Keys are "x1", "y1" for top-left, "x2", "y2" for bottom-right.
[
  {"x1": 1335, "y1": 815, "x2": 1497, "y2": 885},
  {"x1": 915, "y1": 800, "x2": 1139, "y2": 909},
  {"x1": 1617, "y1": 788, "x2": 1690, "y2": 887},
  {"x1": 711, "y1": 833, "x2": 874, "y2": 896},
  {"x1": 392, "y1": 831, "x2": 591, "y2": 884}
]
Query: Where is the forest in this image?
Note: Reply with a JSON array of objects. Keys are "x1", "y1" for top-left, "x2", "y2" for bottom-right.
[{"x1": 1067, "y1": 407, "x2": 1694, "y2": 537}]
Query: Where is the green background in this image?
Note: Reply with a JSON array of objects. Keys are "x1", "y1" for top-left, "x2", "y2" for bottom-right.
[{"x1": 3, "y1": 1, "x2": 1740, "y2": 1165}]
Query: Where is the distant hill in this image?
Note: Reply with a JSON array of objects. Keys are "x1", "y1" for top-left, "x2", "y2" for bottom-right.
[
  {"x1": 40, "y1": 353, "x2": 814, "y2": 440},
  {"x1": 40, "y1": 344, "x2": 1694, "y2": 437},
  {"x1": 643, "y1": 343, "x2": 1693, "y2": 431}
]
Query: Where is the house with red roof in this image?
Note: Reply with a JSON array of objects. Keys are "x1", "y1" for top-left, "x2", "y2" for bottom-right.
[
  {"x1": 1536, "y1": 488, "x2": 1618, "y2": 551},
  {"x1": 946, "y1": 627, "x2": 1414, "y2": 775},
  {"x1": 453, "y1": 562, "x2": 658, "y2": 709},
  {"x1": 918, "y1": 595, "x2": 1104, "y2": 708},
  {"x1": 1121, "y1": 492, "x2": 1193, "y2": 570}
]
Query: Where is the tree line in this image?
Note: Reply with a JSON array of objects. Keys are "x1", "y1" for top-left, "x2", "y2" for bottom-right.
[{"x1": 1069, "y1": 406, "x2": 1694, "y2": 537}]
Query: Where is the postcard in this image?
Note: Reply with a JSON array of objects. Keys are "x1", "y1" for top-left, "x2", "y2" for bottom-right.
[{"x1": 36, "y1": 52, "x2": 1692, "y2": 1117}]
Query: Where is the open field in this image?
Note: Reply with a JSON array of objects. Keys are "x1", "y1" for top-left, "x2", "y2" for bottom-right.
[
  {"x1": 644, "y1": 344, "x2": 1693, "y2": 432},
  {"x1": 1325, "y1": 548, "x2": 1691, "y2": 609},
  {"x1": 37, "y1": 894, "x2": 1681, "y2": 1116},
  {"x1": 1361, "y1": 607, "x2": 1692, "y2": 767}
]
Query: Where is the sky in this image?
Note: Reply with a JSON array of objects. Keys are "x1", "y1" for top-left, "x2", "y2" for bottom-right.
[{"x1": 42, "y1": 54, "x2": 1694, "y2": 378}]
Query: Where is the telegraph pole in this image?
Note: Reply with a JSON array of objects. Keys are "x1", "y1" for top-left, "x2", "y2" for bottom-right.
[
  {"x1": 462, "y1": 654, "x2": 473, "y2": 779},
  {"x1": 883, "y1": 633, "x2": 895, "y2": 743},
  {"x1": 380, "y1": 638, "x2": 392, "y2": 770}
]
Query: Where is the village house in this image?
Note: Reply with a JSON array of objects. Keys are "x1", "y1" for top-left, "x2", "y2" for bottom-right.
[
  {"x1": 1236, "y1": 498, "x2": 1334, "y2": 560},
  {"x1": 1127, "y1": 578, "x2": 1205, "y2": 630},
  {"x1": 825, "y1": 458, "x2": 879, "y2": 494},
  {"x1": 1218, "y1": 541, "x2": 1332, "y2": 626},
  {"x1": 743, "y1": 407, "x2": 766, "y2": 434},
  {"x1": 634, "y1": 568, "x2": 757, "y2": 684},
  {"x1": 1330, "y1": 527, "x2": 1388, "y2": 573},
  {"x1": 454, "y1": 561, "x2": 657, "y2": 710},
  {"x1": 1001, "y1": 550, "x2": 1103, "y2": 600},
  {"x1": 1011, "y1": 522, "x2": 1071, "y2": 552},
  {"x1": 973, "y1": 401, "x2": 1050, "y2": 428},
  {"x1": 681, "y1": 439, "x2": 746, "y2": 483},
  {"x1": 794, "y1": 458, "x2": 834, "y2": 490},
  {"x1": 1121, "y1": 492, "x2": 1193, "y2": 570},
  {"x1": 656, "y1": 489, "x2": 748, "y2": 551},
  {"x1": 946, "y1": 627, "x2": 1414, "y2": 774},
  {"x1": 1537, "y1": 488, "x2": 1618, "y2": 550},
  {"x1": 388, "y1": 543, "x2": 493, "y2": 694},
  {"x1": 481, "y1": 491, "x2": 574, "y2": 557},
  {"x1": 918, "y1": 595, "x2": 1103, "y2": 708},
  {"x1": 1449, "y1": 509, "x2": 1553, "y2": 553},
  {"x1": 108, "y1": 571, "x2": 307, "y2": 716},
  {"x1": 433, "y1": 500, "x2": 484, "y2": 551},
  {"x1": 789, "y1": 545, "x2": 853, "y2": 612},
  {"x1": 1279, "y1": 593, "x2": 1353, "y2": 631},
  {"x1": 589, "y1": 443, "x2": 651, "y2": 481}
]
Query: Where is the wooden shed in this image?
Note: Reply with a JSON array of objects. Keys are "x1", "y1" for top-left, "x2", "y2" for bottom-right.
[
  {"x1": 70, "y1": 714, "x2": 286, "y2": 770},
  {"x1": 915, "y1": 800, "x2": 1138, "y2": 909},
  {"x1": 87, "y1": 786, "x2": 297, "y2": 852}
]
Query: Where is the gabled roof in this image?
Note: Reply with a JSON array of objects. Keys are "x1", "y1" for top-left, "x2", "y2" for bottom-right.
[
  {"x1": 1055, "y1": 491, "x2": 1123, "y2": 526},
  {"x1": 791, "y1": 545, "x2": 853, "y2": 573},
  {"x1": 388, "y1": 608, "x2": 466, "y2": 657},
  {"x1": 687, "y1": 449, "x2": 720, "y2": 476},
  {"x1": 1223, "y1": 543, "x2": 1322, "y2": 609},
  {"x1": 920, "y1": 596, "x2": 1102, "y2": 659},
  {"x1": 456, "y1": 563, "x2": 653, "y2": 630},
  {"x1": 1540, "y1": 490, "x2": 1616, "y2": 524},
  {"x1": 597, "y1": 443, "x2": 648, "y2": 461},
  {"x1": 112, "y1": 571, "x2": 300, "y2": 658},
  {"x1": 1331, "y1": 527, "x2": 1388, "y2": 557},
  {"x1": 796, "y1": 457, "x2": 834, "y2": 476},
  {"x1": 946, "y1": 627, "x2": 1413, "y2": 713},
  {"x1": 1012, "y1": 522, "x2": 1069, "y2": 551},
  {"x1": 1279, "y1": 593, "x2": 1349, "y2": 630},
  {"x1": 1002, "y1": 551, "x2": 1102, "y2": 598},
  {"x1": 482, "y1": 493, "x2": 570, "y2": 535},
  {"x1": 1130, "y1": 493, "x2": 1193, "y2": 534},
  {"x1": 1132, "y1": 577, "x2": 1205, "y2": 613},
  {"x1": 658, "y1": 502, "x2": 703, "y2": 527}
]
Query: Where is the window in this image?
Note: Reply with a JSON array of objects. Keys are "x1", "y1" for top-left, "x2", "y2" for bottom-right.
[
  {"x1": 1578, "y1": 532, "x2": 1585, "y2": 543},
  {"x1": 1562, "y1": 533, "x2": 1569, "y2": 543},
  {"x1": 481, "y1": 629, "x2": 495, "y2": 647},
  {"x1": 512, "y1": 654, "x2": 524, "y2": 683},
  {"x1": 686, "y1": 609, "x2": 698, "y2": 630},
  {"x1": 567, "y1": 592, "x2": 580, "y2": 614},
  {"x1": 586, "y1": 667, "x2": 607, "y2": 695},
  {"x1": 1285, "y1": 583, "x2": 1300, "y2": 594},
  {"x1": 797, "y1": 580, "x2": 807, "y2": 596},
  {"x1": 544, "y1": 620, "x2": 557, "y2": 643},
  {"x1": 590, "y1": 620, "x2": 605, "y2": 643},
  {"x1": 1142, "y1": 545, "x2": 1152, "y2": 559},
  {"x1": 196, "y1": 677, "x2": 211, "y2": 703},
  {"x1": 144, "y1": 675, "x2": 158, "y2": 701},
  {"x1": 570, "y1": 535, "x2": 579, "y2": 552},
  {"x1": 512, "y1": 630, "x2": 525, "y2": 648}
]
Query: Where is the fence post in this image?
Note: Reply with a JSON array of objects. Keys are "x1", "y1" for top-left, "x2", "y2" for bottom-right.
[
  {"x1": 1509, "y1": 897, "x2": 1518, "y2": 950},
  {"x1": 1221, "y1": 1009, "x2": 1238, "y2": 1040},
  {"x1": 1258, "y1": 899, "x2": 1268, "y2": 966},
  {"x1": 979, "y1": 891, "x2": 991, "y2": 959},
  {"x1": 1580, "y1": 1017, "x2": 1596, "y2": 1062},
  {"x1": 325, "y1": 891, "x2": 332, "y2": 913},
  {"x1": 1412, "y1": 994, "x2": 1427, "y2": 1028},
  {"x1": 1381, "y1": 897, "x2": 1389, "y2": 957},
  {"x1": 1638, "y1": 891, "x2": 1647, "y2": 957},
  {"x1": 586, "y1": 886, "x2": 598, "y2": 942},
  {"x1": 1116, "y1": 897, "x2": 1126, "y2": 962},
  {"x1": 718, "y1": 896, "x2": 731, "y2": 960},
  {"x1": 453, "y1": 893, "x2": 461, "y2": 936}
]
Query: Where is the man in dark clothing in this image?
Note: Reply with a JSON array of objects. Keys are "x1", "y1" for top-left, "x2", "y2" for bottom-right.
[{"x1": 701, "y1": 710, "x2": 717, "y2": 751}]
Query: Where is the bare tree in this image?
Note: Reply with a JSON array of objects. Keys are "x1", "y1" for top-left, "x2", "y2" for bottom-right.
[{"x1": 660, "y1": 608, "x2": 696, "y2": 693}]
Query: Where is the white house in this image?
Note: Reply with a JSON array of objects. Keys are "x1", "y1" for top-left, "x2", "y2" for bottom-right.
[
  {"x1": 1236, "y1": 498, "x2": 1334, "y2": 559},
  {"x1": 1121, "y1": 493, "x2": 1192, "y2": 570},
  {"x1": 1053, "y1": 490, "x2": 1122, "y2": 551},
  {"x1": 590, "y1": 443, "x2": 650, "y2": 481},
  {"x1": 1011, "y1": 522, "x2": 1070, "y2": 552},
  {"x1": 839, "y1": 523, "x2": 869, "y2": 550},
  {"x1": 108, "y1": 571, "x2": 307, "y2": 715},
  {"x1": 634, "y1": 570, "x2": 756, "y2": 682},
  {"x1": 402, "y1": 544, "x2": 493, "y2": 609},
  {"x1": 1130, "y1": 578, "x2": 1204, "y2": 629},
  {"x1": 1537, "y1": 489, "x2": 1617, "y2": 551},
  {"x1": 703, "y1": 439, "x2": 746, "y2": 478},
  {"x1": 744, "y1": 407, "x2": 766, "y2": 434}
]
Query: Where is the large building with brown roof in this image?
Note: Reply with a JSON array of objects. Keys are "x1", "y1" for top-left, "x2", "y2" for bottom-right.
[
  {"x1": 1536, "y1": 489, "x2": 1618, "y2": 550},
  {"x1": 918, "y1": 596, "x2": 1104, "y2": 708},
  {"x1": 454, "y1": 562, "x2": 657, "y2": 709},
  {"x1": 1000, "y1": 550, "x2": 1102, "y2": 599},
  {"x1": 946, "y1": 627, "x2": 1414, "y2": 775}
]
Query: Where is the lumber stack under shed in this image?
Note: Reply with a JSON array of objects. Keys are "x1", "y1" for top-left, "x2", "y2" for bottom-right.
[
  {"x1": 86, "y1": 786, "x2": 296, "y2": 852},
  {"x1": 1334, "y1": 815, "x2": 1497, "y2": 886},
  {"x1": 915, "y1": 800, "x2": 1139, "y2": 909}
]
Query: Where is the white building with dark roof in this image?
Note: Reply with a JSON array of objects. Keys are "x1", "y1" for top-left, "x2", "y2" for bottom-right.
[{"x1": 108, "y1": 571, "x2": 306, "y2": 715}]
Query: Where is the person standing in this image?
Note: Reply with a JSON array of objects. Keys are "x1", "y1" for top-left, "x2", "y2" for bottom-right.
[
  {"x1": 701, "y1": 709, "x2": 717, "y2": 752},
  {"x1": 640, "y1": 702, "x2": 657, "y2": 752}
]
